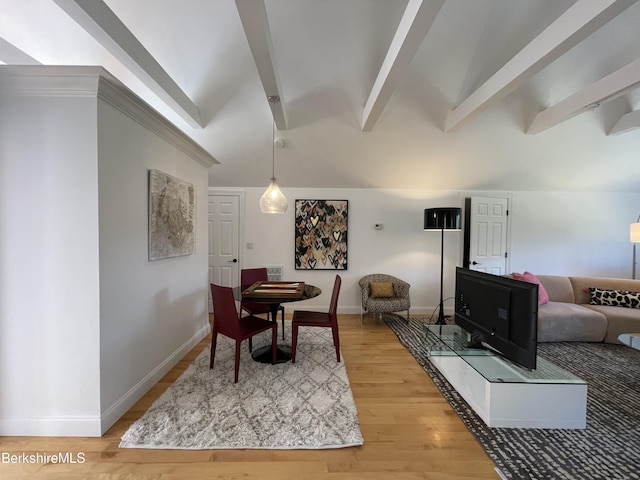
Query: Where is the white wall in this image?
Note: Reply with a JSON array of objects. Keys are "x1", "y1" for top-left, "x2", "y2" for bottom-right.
[
  {"x1": 237, "y1": 187, "x2": 640, "y2": 316},
  {"x1": 0, "y1": 66, "x2": 215, "y2": 436},
  {"x1": 0, "y1": 94, "x2": 102, "y2": 435},
  {"x1": 97, "y1": 96, "x2": 211, "y2": 432},
  {"x1": 509, "y1": 191, "x2": 640, "y2": 277}
]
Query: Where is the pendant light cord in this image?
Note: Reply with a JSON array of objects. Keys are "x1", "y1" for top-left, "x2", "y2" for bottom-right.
[{"x1": 268, "y1": 95, "x2": 280, "y2": 179}]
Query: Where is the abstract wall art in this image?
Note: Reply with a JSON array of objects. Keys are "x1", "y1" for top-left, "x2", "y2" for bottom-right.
[
  {"x1": 148, "y1": 169, "x2": 196, "y2": 260},
  {"x1": 295, "y1": 199, "x2": 348, "y2": 270}
]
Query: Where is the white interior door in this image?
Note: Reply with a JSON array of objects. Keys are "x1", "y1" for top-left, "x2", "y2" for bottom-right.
[
  {"x1": 208, "y1": 193, "x2": 240, "y2": 311},
  {"x1": 469, "y1": 196, "x2": 509, "y2": 274}
]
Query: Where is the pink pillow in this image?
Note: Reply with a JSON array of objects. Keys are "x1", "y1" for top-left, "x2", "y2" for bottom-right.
[{"x1": 512, "y1": 271, "x2": 549, "y2": 305}]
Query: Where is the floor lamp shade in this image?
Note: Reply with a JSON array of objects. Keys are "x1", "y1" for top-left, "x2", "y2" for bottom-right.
[
  {"x1": 424, "y1": 207, "x2": 462, "y2": 325},
  {"x1": 631, "y1": 222, "x2": 640, "y2": 242},
  {"x1": 424, "y1": 207, "x2": 462, "y2": 231},
  {"x1": 632, "y1": 220, "x2": 640, "y2": 279}
]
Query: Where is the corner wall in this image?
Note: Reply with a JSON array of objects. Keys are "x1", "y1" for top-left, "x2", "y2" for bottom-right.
[
  {"x1": 0, "y1": 83, "x2": 102, "y2": 435},
  {"x1": 0, "y1": 66, "x2": 216, "y2": 436}
]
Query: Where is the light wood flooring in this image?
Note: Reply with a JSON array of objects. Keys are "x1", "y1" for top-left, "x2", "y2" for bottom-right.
[{"x1": 0, "y1": 314, "x2": 499, "y2": 480}]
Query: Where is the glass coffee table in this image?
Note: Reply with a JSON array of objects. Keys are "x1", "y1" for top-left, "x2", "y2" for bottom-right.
[
  {"x1": 423, "y1": 324, "x2": 587, "y2": 429},
  {"x1": 618, "y1": 333, "x2": 640, "y2": 351}
]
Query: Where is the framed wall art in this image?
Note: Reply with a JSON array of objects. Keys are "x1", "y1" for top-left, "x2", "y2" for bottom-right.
[
  {"x1": 295, "y1": 199, "x2": 348, "y2": 270},
  {"x1": 148, "y1": 169, "x2": 196, "y2": 261}
]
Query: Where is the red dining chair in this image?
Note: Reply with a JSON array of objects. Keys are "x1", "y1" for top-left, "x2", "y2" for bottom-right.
[
  {"x1": 291, "y1": 275, "x2": 342, "y2": 363},
  {"x1": 210, "y1": 284, "x2": 277, "y2": 383},
  {"x1": 241, "y1": 268, "x2": 286, "y2": 339}
]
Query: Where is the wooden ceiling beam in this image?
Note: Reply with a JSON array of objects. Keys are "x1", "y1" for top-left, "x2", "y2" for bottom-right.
[
  {"x1": 527, "y1": 59, "x2": 640, "y2": 134},
  {"x1": 608, "y1": 108, "x2": 640, "y2": 135},
  {"x1": 235, "y1": 0, "x2": 287, "y2": 130},
  {"x1": 444, "y1": 0, "x2": 638, "y2": 133},
  {"x1": 361, "y1": 0, "x2": 445, "y2": 132},
  {"x1": 52, "y1": 0, "x2": 203, "y2": 129}
]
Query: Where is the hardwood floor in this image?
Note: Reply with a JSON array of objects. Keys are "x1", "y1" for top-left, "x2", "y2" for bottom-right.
[{"x1": 0, "y1": 314, "x2": 499, "y2": 480}]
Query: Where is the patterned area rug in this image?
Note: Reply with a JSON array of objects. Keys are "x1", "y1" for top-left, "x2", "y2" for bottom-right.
[
  {"x1": 383, "y1": 315, "x2": 640, "y2": 480},
  {"x1": 120, "y1": 328, "x2": 363, "y2": 449}
]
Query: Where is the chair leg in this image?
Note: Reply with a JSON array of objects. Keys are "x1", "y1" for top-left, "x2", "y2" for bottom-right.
[
  {"x1": 234, "y1": 340, "x2": 241, "y2": 383},
  {"x1": 291, "y1": 324, "x2": 299, "y2": 363},
  {"x1": 248, "y1": 336, "x2": 253, "y2": 352},
  {"x1": 406, "y1": 309, "x2": 410, "y2": 323},
  {"x1": 271, "y1": 325, "x2": 277, "y2": 365},
  {"x1": 209, "y1": 330, "x2": 218, "y2": 369},
  {"x1": 332, "y1": 325, "x2": 341, "y2": 362},
  {"x1": 280, "y1": 308, "x2": 285, "y2": 340}
]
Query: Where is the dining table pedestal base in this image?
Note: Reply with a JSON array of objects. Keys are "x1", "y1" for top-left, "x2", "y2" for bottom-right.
[{"x1": 252, "y1": 344, "x2": 292, "y2": 364}]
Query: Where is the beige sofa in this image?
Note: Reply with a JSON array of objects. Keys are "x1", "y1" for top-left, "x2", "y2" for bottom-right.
[{"x1": 535, "y1": 275, "x2": 640, "y2": 344}]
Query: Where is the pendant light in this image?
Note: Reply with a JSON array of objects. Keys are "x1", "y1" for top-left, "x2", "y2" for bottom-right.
[{"x1": 259, "y1": 96, "x2": 288, "y2": 214}]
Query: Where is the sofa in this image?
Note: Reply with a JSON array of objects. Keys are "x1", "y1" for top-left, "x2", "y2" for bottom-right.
[{"x1": 532, "y1": 274, "x2": 640, "y2": 344}]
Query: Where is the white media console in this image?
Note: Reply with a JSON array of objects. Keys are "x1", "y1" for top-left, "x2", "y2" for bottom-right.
[{"x1": 424, "y1": 325, "x2": 587, "y2": 429}]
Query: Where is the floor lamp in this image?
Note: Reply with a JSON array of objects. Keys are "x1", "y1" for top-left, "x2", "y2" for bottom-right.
[
  {"x1": 631, "y1": 217, "x2": 640, "y2": 279},
  {"x1": 424, "y1": 207, "x2": 462, "y2": 325}
]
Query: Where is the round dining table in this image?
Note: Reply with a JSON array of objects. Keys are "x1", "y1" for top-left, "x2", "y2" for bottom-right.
[{"x1": 234, "y1": 283, "x2": 322, "y2": 363}]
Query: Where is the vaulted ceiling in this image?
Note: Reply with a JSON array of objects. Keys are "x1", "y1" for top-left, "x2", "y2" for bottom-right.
[{"x1": 2, "y1": 0, "x2": 640, "y2": 192}]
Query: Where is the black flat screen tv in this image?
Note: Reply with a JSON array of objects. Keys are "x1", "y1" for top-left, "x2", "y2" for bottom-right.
[{"x1": 454, "y1": 267, "x2": 538, "y2": 370}]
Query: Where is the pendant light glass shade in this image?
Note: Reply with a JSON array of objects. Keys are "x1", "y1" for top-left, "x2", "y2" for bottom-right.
[
  {"x1": 260, "y1": 96, "x2": 287, "y2": 214},
  {"x1": 260, "y1": 177, "x2": 288, "y2": 213}
]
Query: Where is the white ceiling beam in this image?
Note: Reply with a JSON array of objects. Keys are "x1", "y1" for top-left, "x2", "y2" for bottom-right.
[
  {"x1": 528, "y1": 59, "x2": 640, "y2": 134},
  {"x1": 0, "y1": 37, "x2": 41, "y2": 65},
  {"x1": 608, "y1": 108, "x2": 640, "y2": 135},
  {"x1": 444, "y1": 0, "x2": 639, "y2": 133},
  {"x1": 52, "y1": 0, "x2": 203, "y2": 129},
  {"x1": 235, "y1": 0, "x2": 287, "y2": 130},
  {"x1": 361, "y1": 0, "x2": 445, "y2": 132}
]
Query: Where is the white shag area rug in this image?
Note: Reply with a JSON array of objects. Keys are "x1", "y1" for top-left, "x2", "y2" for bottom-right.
[{"x1": 120, "y1": 327, "x2": 364, "y2": 450}]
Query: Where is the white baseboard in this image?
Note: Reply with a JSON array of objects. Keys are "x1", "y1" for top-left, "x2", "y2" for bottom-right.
[
  {"x1": 0, "y1": 323, "x2": 211, "y2": 437},
  {"x1": 337, "y1": 305, "x2": 452, "y2": 316},
  {"x1": 100, "y1": 323, "x2": 211, "y2": 434},
  {"x1": 0, "y1": 416, "x2": 103, "y2": 437}
]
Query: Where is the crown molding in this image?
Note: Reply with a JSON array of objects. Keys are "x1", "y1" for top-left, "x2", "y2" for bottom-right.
[{"x1": 0, "y1": 65, "x2": 217, "y2": 168}]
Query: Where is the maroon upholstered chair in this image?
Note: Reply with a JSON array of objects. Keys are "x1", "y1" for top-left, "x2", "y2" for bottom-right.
[
  {"x1": 241, "y1": 267, "x2": 286, "y2": 339},
  {"x1": 210, "y1": 284, "x2": 277, "y2": 383},
  {"x1": 291, "y1": 275, "x2": 342, "y2": 363}
]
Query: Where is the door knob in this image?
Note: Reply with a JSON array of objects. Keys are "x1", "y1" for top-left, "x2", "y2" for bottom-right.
[
  {"x1": 472, "y1": 261, "x2": 481, "y2": 265},
  {"x1": 229, "y1": 258, "x2": 238, "y2": 263}
]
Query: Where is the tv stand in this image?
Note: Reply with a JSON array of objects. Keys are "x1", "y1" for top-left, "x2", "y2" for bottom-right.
[{"x1": 424, "y1": 324, "x2": 587, "y2": 429}]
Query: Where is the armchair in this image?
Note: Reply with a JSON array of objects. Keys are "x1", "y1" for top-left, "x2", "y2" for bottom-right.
[{"x1": 359, "y1": 274, "x2": 410, "y2": 323}]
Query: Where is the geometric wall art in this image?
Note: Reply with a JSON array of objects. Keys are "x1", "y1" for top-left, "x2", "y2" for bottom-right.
[
  {"x1": 295, "y1": 199, "x2": 348, "y2": 270},
  {"x1": 148, "y1": 169, "x2": 196, "y2": 260}
]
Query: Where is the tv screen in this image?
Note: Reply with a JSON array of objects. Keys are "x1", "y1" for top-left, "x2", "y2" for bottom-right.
[{"x1": 454, "y1": 267, "x2": 538, "y2": 370}]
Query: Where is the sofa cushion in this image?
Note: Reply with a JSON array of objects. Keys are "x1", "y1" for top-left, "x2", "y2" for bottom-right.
[
  {"x1": 537, "y1": 301, "x2": 607, "y2": 342},
  {"x1": 584, "y1": 304, "x2": 640, "y2": 343},
  {"x1": 536, "y1": 275, "x2": 575, "y2": 303},
  {"x1": 569, "y1": 276, "x2": 640, "y2": 305},
  {"x1": 369, "y1": 281, "x2": 394, "y2": 298},
  {"x1": 512, "y1": 271, "x2": 549, "y2": 305},
  {"x1": 588, "y1": 288, "x2": 640, "y2": 309}
]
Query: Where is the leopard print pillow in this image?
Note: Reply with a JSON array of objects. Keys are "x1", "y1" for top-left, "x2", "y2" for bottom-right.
[{"x1": 588, "y1": 287, "x2": 640, "y2": 309}]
